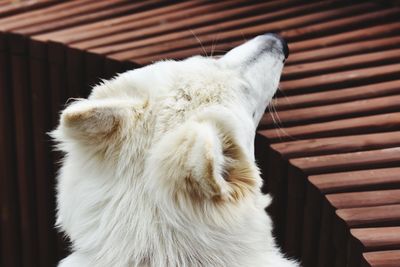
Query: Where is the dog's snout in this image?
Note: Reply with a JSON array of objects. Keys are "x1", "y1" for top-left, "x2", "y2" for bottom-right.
[
  {"x1": 220, "y1": 33, "x2": 289, "y2": 67},
  {"x1": 261, "y1": 33, "x2": 289, "y2": 60}
]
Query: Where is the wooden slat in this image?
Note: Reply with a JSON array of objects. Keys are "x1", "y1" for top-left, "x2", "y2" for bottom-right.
[
  {"x1": 329, "y1": 198, "x2": 400, "y2": 265},
  {"x1": 287, "y1": 35, "x2": 400, "y2": 65},
  {"x1": 351, "y1": 227, "x2": 400, "y2": 252},
  {"x1": 280, "y1": 63, "x2": 400, "y2": 94},
  {"x1": 10, "y1": 33, "x2": 38, "y2": 267},
  {"x1": 263, "y1": 93, "x2": 400, "y2": 127},
  {"x1": 270, "y1": 131, "x2": 400, "y2": 158},
  {"x1": 0, "y1": 0, "x2": 54, "y2": 18},
  {"x1": 290, "y1": 147, "x2": 400, "y2": 175},
  {"x1": 283, "y1": 48, "x2": 400, "y2": 80},
  {"x1": 33, "y1": 0, "x2": 190, "y2": 42},
  {"x1": 361, "y1": 250, "x2": 400, "y2": 267},
  {"x1": 319, "y1": 189, "x2": 400, "y2": 267},
  {"x1": 132, "y1": 9, "x2": 400, "y2": 63},
  {"x1": 289, "y1": 21, "x2": 400, "y2": 53},
  {"x1": 105, "y1": 0, "x2": 357, "y2": 59},
  {"x1": 280, "y1": 7, "x2": 400, "y2": 42},
  {"x1": 309, "y1": 168, "x2": 400, "y2": 194},
  {"x1": 327, "y1": 189, "x2": 400, "y2": 209},
  {"x1": 284, "y1": 148, "x2": 400, "y2": 259},
  {"x1": 72, "y1": 0, "x2": 275, "y2": 50},
  {"x1": 29, "y1": 37, "x2": 57, "y2": 267},
  {"x1": 0, "y1": 0, "x2": 96, "y2": 30},
  {"x1": 273, "y1": 80, "x2": 400, "y2": 111},
  {"x1": 348, "y1": 227, "x2": 400, "y2": 266},
  {"x1": 260, "y1": 111, "x2": 400, "y2": 142},
  {"x1": 0, "y1": 24, "x2": 20, "y2": 267},
  {"x1": 337, "y1": 204, "x2": 400, "y2": 228},
  {"x1": 0, "y1": 2, "x2": 399, "y2": 267},
  {"x1": 110, "y1": 2, "x2": 373, "y2": 62},
  {"x1": 16, "y1": 1, "x2": 155, "y2": 36}
]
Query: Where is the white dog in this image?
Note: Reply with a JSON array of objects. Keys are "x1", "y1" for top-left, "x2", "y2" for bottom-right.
[{"x1": 52, "y1": 33, "x2": 297, "y2": 267}]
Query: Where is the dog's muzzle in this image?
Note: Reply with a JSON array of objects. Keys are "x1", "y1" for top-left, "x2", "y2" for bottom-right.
[
  {"x1": 263, "y1": 33, "x2": 289, "y2": 60},
  {"x1": 220, "y1": 33, "x2": 289, "y2": 66},
  {"x1": 258, "y1": 33, "x2": 289, "y2": 61}
]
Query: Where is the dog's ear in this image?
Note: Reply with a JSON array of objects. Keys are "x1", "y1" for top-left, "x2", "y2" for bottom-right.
[
  {"x1": 148, "y1": 117, "x2": 260, "y2": 204},
  {"x1": 52, "y1": 99, "x2": 141, "y2": 145}
]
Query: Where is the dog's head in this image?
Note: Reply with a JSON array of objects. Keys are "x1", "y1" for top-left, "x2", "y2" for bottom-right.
[{"x1": 53, "y1": 34, "x2": 287, "y2": 218}]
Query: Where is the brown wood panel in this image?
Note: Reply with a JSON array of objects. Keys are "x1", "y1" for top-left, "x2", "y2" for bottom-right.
[
  {"x1": 16, "y1": 1, "x2": 154, "y2": 36},
  {"x1": 327, "y1": 189, "x2": 400, "y2": 210},
  {"x1": 284, "y1": 148, "x2": 400, "y2": 262},
  {"x1": 361, "y1": 250, "x2": 400, "y2": 267},
  {"x1": 280, "y1": 63, "x2": 400, "y2": 95},
  {"x1": 334, "y1": 209, "x2": 400, "y2": 266},
  {"x1": 290, "y1": 147, "x2": 400, "y2": 174},
  {"x1": 0, "y1": 0, "x2": 96, "y2": 31},
  {"x1": 283, "y1": 48, "x2": 400, "y2": 80},
  {"x1": 131, "y1": 40, "x2": 243, "y2": 64},
  {"x1": 289, "y1": 21, "x2": 400, "y2": 53},
  {"x1": 309, "y1": 168, "x2": 400, "y2": 194},
  {"x1": 104, "y1": 0, "x2": 311, "y2": 59},
  {"x1": 9, "y1": 32, "x2": 38, "y2": 267},
  {"x1": 258, "y1": 130, "x2": 400, "y2": 264},
  {"x1": 0, "y1": 29, "x2": 21, "y2": 267},
  {"x1": 273, "y1": 80, "x2": 400, "y2": 111},
  {"x1": 0, "y1": 2, "x2": 399, "y2": 267},
  {"x1": 47, "y1": 41, "x2": 68, "y2": 126},
  {"x1": 106, "y1": 0, "x2": 355, "y2": 60},
  {"x1": 270, "y1": 131, "x2": 400, "y2": 158},
  {"x1": 285, "y1": 165, "x2": 306, "y2": 258},
  {"x1": 287, "y1": 35, "x2": 400, "y2": 65},
  {"x1": 338, "y1": 204, "x2": 400, "y2": 228},
  {"x1": 76, "y1": 0, "x2": 251, "y2": 51},
  {"x1": 0, "y1": 0, "x2": 54, "y2": 18},
  {"x1": 33, "y1": 0, "x2": 195, "y2": 42},
  {"x1": 348, "y1": 227, "x2": 400, "y2": 266},
  {"x1": 280, "y1": 7, "x2": 400, "y2": 42},
  {"x1": 263, "y1": 94, "x2": 400, "y2": 127},
  {"x1": 29, "y1": 38, "x2": 57, "y2": 267},
  {"x1": 46, "y1": 41, "x2": 73, "y2": 261},
  {"x1": 301, "y1": 178, "x2": 400, "y2": 266},
  {"x1": 109, "y1": 2, "x2": 373, "y2": 62},
  {"x1": 259, "y1": 111, "x2": 400, "y2": 142},
  {"x1": 258, "y1": 128, "x2": 400, "y2": 265},
  {"x1": 351, "y1": 227, "x2": 400, "y2": 251},
  {"x1": 316, "y1": 189, "x2": 400, "y2": 267}
]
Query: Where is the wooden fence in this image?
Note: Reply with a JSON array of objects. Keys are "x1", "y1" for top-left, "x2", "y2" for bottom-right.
[{"x1": 0, "y1": 1, "x2": 399, "y2": 266}]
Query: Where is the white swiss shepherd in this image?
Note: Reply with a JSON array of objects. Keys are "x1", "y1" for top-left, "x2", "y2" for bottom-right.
[{"x1": 52, "y1": 34, "x2": 297, "y2": 267}]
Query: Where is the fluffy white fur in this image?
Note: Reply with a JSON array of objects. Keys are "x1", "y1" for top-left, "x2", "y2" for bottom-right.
[{"x1": 53, "y1": 35, "x2": 298, "y2": 267}]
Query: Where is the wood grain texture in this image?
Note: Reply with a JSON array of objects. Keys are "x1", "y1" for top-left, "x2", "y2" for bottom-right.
[{"x1": 0, "y1": 1, "x2": 399, "y2": 266}]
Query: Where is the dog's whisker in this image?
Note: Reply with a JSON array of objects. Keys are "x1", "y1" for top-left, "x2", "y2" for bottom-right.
[
  {"x1": 269, "y1": 101, "x2": 294, "y2": 141},
  {"x1": 190, "y1": 30, "x2": 208, "y2": 57},
  {"x1": 210, "y1": 38, "x2": 217, "y2": 58},
  {"x1": 267, "y1": 104, "x2": 278, "y2": 126},
  {"x1": 277, "y1": 86, "x2": 293, "y2": 109},
  {"x1": 268, "y1": 104, "x2": 286, "y2": 141}
]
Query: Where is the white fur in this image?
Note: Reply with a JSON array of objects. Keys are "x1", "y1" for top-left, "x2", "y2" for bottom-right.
[{"x1": 53, "y1": 35, "x2": 298, "y2": 267}]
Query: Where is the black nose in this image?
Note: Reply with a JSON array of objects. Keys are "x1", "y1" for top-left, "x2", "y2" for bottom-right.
[{"x1": 264, "y1": 33, "x2": 290, "y2": 60}]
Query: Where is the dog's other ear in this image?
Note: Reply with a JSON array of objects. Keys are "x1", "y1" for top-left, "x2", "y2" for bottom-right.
[
  {"x1": 53, "y1": 99, "x2": 140, "y2": 145},
  {"x1": 148, "y1": 118, "x2": 260, "y2": 205}
]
